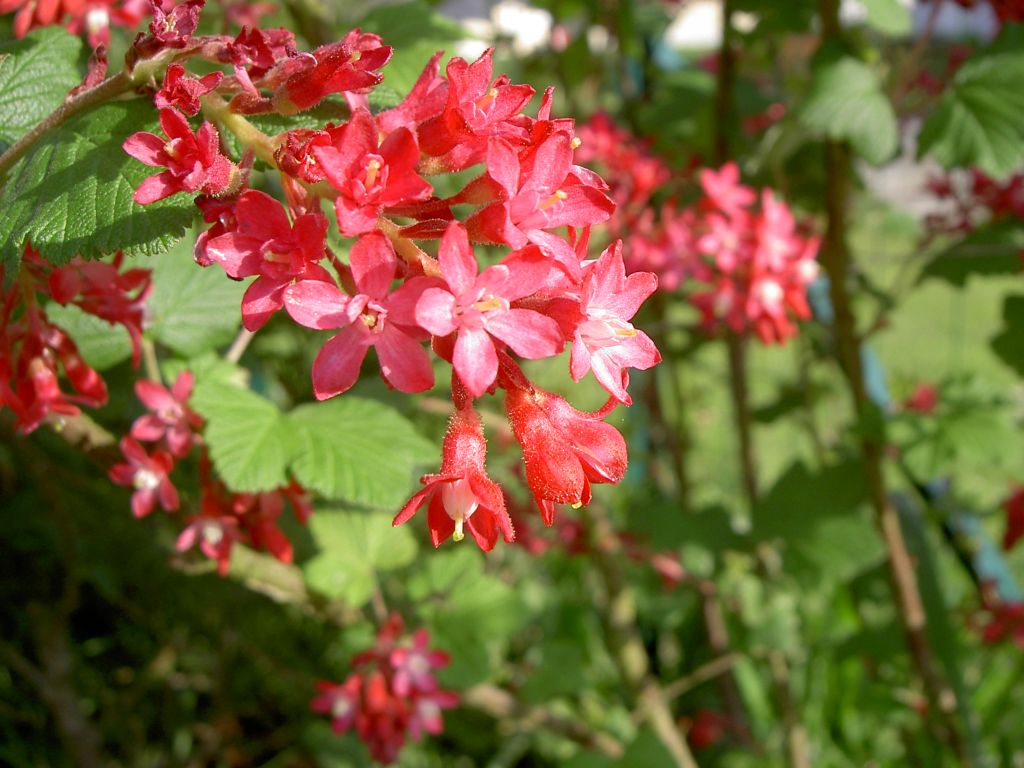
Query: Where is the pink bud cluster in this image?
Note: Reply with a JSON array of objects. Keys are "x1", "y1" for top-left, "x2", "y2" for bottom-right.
[
  {"x1": 122, "y1": 7, "x2": 663, "y2": 550},
  {"x1": 0, "y1": 247, "x2": 150, "y2": 433},
  {"x1": 576, "y1": 115, "x2": 820, "y2": 345},
  {"x1": 107, "y1": 372, "x2": 313, "y2": 575},
  {"x1": 311, "y1": 615, "x2": 458, "y2": 765}
]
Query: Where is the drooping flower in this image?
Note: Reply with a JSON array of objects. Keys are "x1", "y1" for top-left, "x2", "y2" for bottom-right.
[
  {"x1": 502, "y1": 360, "x2": 627, "y2": 523},
  {"x1": 394, "y1": 398, "x2": 513, "y2": 551},
  {"x1": 414, "y1": 222, "x2": 562, "y2": 397},
  {"x1": 284, "y1": 232, "x2": 434, "y2": 397},
  {"x1": 122, "y1": 107, "x2": 237, "y2": 204},
  {"x1": 108, "y1": 436, "x2": 179, "y2": 518}
]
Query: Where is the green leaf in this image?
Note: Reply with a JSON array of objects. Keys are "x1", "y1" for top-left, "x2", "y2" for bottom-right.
[
  {"x1": 190, "y1": 380, "x2": 293, "y2": 492},
  {"x1": 287, "y1": 397, "x2": 435, "y2": 509},
  {"x1": 144, "y1": 237, "x2": 246, "y2": 357},
  {"x1": 0, "y1": 99, "x2": 195, "y2": 274},
  {"x1": 44, "y1": 302, "x2": 132, "y2": 371},
  {"x1": 918, "y1": 24, "x2": 1024, "y2": 178},
  {"x1": 991, "y1": 294, "x2": 1024, "y2": 375},
  {"x1": 359, "y1": 1, "x2": 466, "y2": 96},
  {"x1": 797, "y1": 49, "x2": 898, "y2": 164},
  {"x1": 302, "y1": 509, "x2": 416, "y2": 606},
  {"x1": 860, "y1": 0, "x2": 912, "y2": 36},
  {"x1": 752, "y1": 459, "x2": 886, "y2": 585},
  {"x1": 0, "y1": 27, "x2": 84, "y2": 151},
  {"x1": 919, "y1": 222, "x2": 1024, "y2": 286}
]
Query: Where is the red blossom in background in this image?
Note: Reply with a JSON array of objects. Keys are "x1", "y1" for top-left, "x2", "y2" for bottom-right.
[
  {"x1": 154, "y1": 63, "x2": 223, "y2": 115},
  {"x1": 1002, "y1": 487, "x2": 1024, "y2": 551},
  {"x1": 903, "y1": 383, "x2": 939, "y2": 415},
  {"x1": 130, "y1": 370, "x2": 202, "y2": 457},
  {"x1": 312, "y1": 616, "x2": 458, "y2": 764},
  {"x1": 108, "y1": 436, "x2": 179, "y2": 518}
]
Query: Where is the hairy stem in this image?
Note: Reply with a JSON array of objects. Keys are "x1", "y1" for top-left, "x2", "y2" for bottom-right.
[{"x1": 726, "y1": 331, "x2": 759, "y2": 510}]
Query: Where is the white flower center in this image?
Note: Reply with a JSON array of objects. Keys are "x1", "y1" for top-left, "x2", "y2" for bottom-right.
[
  {"x1": 441, "y1": 478, "x2": 479, "y2": 542},
  {"x1": 133, "y1": 469, "x2": 160, "y2": 491}
]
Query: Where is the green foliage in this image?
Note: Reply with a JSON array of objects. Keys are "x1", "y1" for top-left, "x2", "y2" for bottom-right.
[
  {"x1": 287, "y1": 397, "x2": 436, "y2": 509},
  {"x1": 918, "y1": 24, "x2": 1024, "y2": 178},
  {"x1": 0, "y1": 100, "x2": 194, "y2": 274},
  {"x1": 191, "y1": 378, "x2": 295, "y2": 492},
  {"x1": 797, "y1": 47, "x2": 898, "y2": 164},
  {"x1": 991, "y1": 294, "x2": 1024, "y2": 375},
  {"x1": 0, "y1": 27, "x2": 83, "y2": 152},
  {"x1": 144, "y1": 238, "x2": 246, "y2": 357},
  {"x1": 919, "y1": 222, "x2": 1024, "y2": 286},
  {"x1": 303, "y1": 508, "x2": 416, "y2": 606},
  {"x1": 859, "y1": 0, "x2": 912, "y2": 37},
  {"x1": 359, "y1": 1, "x2": 465, "y2": 96}
]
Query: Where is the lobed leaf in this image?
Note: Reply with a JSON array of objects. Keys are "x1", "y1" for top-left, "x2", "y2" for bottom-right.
[
  {"x1": 0, "y1": 27, "x2": 83, "y2": 151},
  {"x1": 0, "y1": 100, "x2": 194, "y2": 274}
]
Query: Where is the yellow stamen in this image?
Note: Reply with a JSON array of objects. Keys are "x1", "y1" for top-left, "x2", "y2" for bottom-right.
[
  {"x1": 570, "y1": 137, "x2": 582, "y2": 150},
  {"x1": 453, "y1": 516, "x2": 465, "y2": 542},
  {"x1": 361, "y1": 314, "x2": 377, "y2": 329},
  {"x1": 350, "y1": 50, "x2": 362, "y2": 62},
  {"x1": 365, "y1": 159, "x2": 382, "y2": 188},
  {"x1": 570, "y1": 501, "x2": 583, "y2": 510},
  {"x1": 540, "y1": 190, "x2": 568, "y2": 210},
  {"x1": 472, "y1": 296, "x2": 503, "y2": 313},
  {"x1": 614, "y1": 327, "x2": 638, "y2": 337},
  {"x1": 476, "y1": 87, "x2": 499, "y2": 110}
]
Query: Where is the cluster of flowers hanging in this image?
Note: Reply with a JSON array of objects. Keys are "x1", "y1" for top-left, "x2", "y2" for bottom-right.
[
  {"x1": 925, "y1": 168, "x2": 1024, "y2": 239},
  {"x1": 576, "y1": 114, "x2": 819, "y2": 345},
  {"x1": 118, "y1": 0, "x2": 661, "y2": 551},
  {"x1": 0, "y1": 247, "x2": 149, "y2": 434},
  {"x1": 311, "y1": 616, "x2": 458, "y2": 765},
  {"x1": 106, "y1": 369, "x2": 313, "y2": 575}
]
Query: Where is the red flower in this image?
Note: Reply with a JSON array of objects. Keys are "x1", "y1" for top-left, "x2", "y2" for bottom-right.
[
  {"x1": 466, "y1": 133, "x2": 614, "y2": 272},
  {"x1": 569, "y1": 241, "x2": 660, "y2": 404},
  {"x1": 284, "y1": 233, "x2": 434, "y2": 397},
  {"x1": 154, "y1": 63, "x2": 223, "y2": 116},
  {"x1": 123, "y1": 108, "x2": 237, "y2": 204},
  {"x1": 273, "y1": 29, "x2": 392, "y2": 114},
  {"x1": 904, "y1": 383, "x2": 939, "y2": 415},
  {"x1": 108, "y1": 436, "x2": 179, "y2": 518},
  {"x1": 202, "y1": 189, "x2": 331, "y2": 330},
  {"x1": 1002, "y1": 487, "x2": 1024, "y2": 551},
  {"x1": 130, "y1": 370, "x2": 202, "y2": 457},
  {"x1": 503, "y1": 361, "x2": 627, "y2": 523},
  {"x1": 418, "y1": 48, "x2": 535, "y2": 168},
  {"x1": 313, "y1": 108, "x2": 432, "y2": 236},
  {"x1": 394, "y1": 400, "x2": 513, "y2": 551},
  {"x1": 413, "y1": 222, "x2": 562, "y2": 397}
]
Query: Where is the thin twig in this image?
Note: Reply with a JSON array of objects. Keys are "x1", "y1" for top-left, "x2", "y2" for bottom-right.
[
  {"x1": 224, "y1": 328, "x2": 255, "y2": 364},
  {"x1": 661, "y1": 653, "x2": 740, "y2": 703}
]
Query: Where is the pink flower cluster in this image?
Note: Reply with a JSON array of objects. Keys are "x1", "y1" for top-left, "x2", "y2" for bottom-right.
[
  {"x1": 925, "y1": 168, "x2": 1024, "y2": 239},
  {"x1": 122, "y1": 15, "x2": 663, "y2": 550},
  {"x1": 107, "y1": 372, "x2": 313, "y2": 575},
  {"x1": 0, "y1": 247, "x2": 150, "y2": 433},
  {"x1": 577, "y1": 115, "x2": 820, "y2": 345},
  {"x1": 311, "y1": 615, "x2": 458, "y2": 765},
  {"x1": 0, "y1": 0, "x2": 149, "y2": 46}
]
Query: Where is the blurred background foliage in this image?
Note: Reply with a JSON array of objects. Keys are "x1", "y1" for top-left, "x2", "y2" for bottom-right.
[{"x1": 2, "y1": 0, "x2": 1024, "y2": 766}]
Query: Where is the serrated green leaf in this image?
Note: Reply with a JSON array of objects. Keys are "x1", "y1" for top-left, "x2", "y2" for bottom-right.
[
  {"x1": 359, "y1": 1, "x2": 465, "y2": 96},
  {"x1": 860, "y1": 0, "x2": 912, "y2": 36},
  {"x1": 190, "y1": 380, "x2": 293, "y2": 492},
  {"x1": 302, "y1": 509, "x2": 416, "y2": 605},
  {"x1": 918, "y1": 24, "x2": 1024, "y2": 178},
  {"x1": 0, "y1": 99, "x2": 195, "y2": 274},
  {"x1": 991, "y1": 294, "x2": 1024, "y2": 375},
  {"x1": 0, "y1": 28, "x2": 84, "y2": 151},
  {"x1": 797, "y1": 49, "x2": 898, "y2": 164},
  {"x1": 44, "y1": 301, "x2": 132, "y2": 370},
  {"x1": 144, "y1": 238, "x2": 246, "y2": 357},
  {"x1": 919, "y1": 222, "x2": 1024, "y2": 286},
  {"x1": 287, "y1": 397, "x2": 436, "y2": 509}
]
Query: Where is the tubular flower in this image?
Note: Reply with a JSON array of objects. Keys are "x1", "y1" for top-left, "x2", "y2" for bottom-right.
[
  {"x1": 394, "y1": 398, "x2": 513, "y2": 551},
  {"x1": 108, "y1": 436, "x2": 179, "y2": 518}
]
